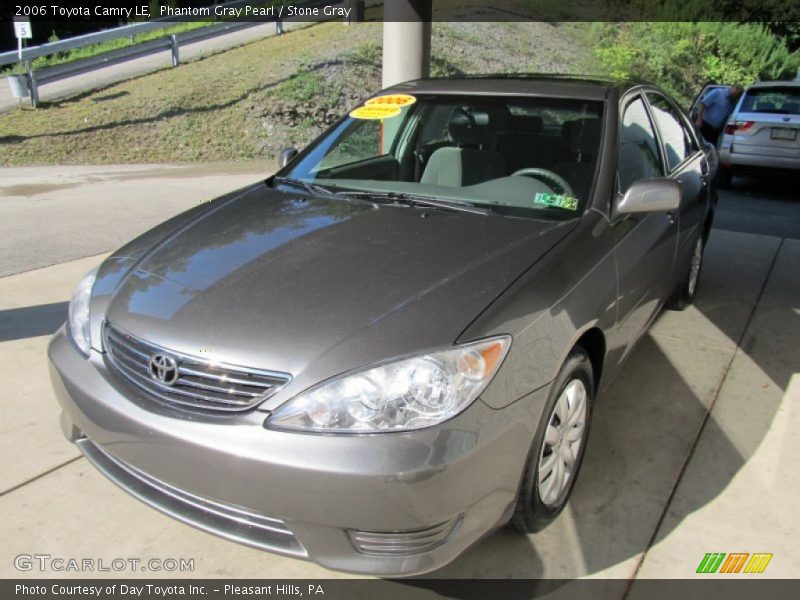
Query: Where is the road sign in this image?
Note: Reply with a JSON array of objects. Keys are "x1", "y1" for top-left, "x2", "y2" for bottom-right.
[
  {"x1": 14, "y1": 18, "x2": 33, "y2": 40},
  {"x1": 13, "y1": 18, "x2": 32, "y2": 62}
]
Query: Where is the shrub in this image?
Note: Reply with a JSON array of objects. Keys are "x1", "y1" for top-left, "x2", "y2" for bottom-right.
[{"x1": 594, "y1": 22, "x2": 800, "y2": 105}]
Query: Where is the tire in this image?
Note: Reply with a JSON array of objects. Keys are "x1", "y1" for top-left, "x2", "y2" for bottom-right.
[
  {"x1": 511, "y1": 348, "x2": 594, "y2": 533},
  {"x1": 666, "y1": 233, "x2": 705, "y2": 311}
]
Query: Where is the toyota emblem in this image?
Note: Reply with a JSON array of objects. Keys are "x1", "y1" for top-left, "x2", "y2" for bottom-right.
[{"x1": 148, "y1": 353, "x2": 179, "y2": 385}]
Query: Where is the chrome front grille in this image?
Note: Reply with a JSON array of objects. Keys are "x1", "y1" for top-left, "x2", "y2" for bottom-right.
[{"x1": 103, "y1": 322, "x2": 291, "y2": 413}]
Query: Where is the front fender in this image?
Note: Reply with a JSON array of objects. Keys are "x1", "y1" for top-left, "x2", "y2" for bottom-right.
[{"x1": 462, "y1": 211, "x2": 617, "y2": 408}]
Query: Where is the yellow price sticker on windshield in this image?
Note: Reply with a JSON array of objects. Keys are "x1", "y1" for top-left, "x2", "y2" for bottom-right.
[
  {"x1": 365, "y1": 94, "x2": 417, "y2": 107},
  {"x1": 350, "y1": 105, "x2": 402, "y2": 120}
]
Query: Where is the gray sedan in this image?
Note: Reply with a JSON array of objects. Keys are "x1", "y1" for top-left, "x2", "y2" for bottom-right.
[{"x1": 49, "y1": 76, "x2": 715, "y2": 576}]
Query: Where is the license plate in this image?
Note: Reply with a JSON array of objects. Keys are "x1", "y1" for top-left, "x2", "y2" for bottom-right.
[{"x1": 771, "y1": 127, "x2": 797, "y2": 141}]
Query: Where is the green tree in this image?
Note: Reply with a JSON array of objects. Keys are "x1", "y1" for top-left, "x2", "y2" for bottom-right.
[{"x1": 594, "y1": 22, "x2": 800, "y2": 105}]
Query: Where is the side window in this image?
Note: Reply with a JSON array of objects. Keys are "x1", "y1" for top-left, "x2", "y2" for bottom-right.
[
  {"x1": 646, "y1": 93, "x2": 698, "y2": 171},
  {"x1": 618, "y1": 97, "x2": 663, "y2": 193}
]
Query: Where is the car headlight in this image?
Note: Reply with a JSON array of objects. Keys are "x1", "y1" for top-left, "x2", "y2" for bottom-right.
[
  {"x1": 266, "y1": 336, "x2": 511, "y2": 433},
  {"x1": 68, "y1": 267, "x2": 98, "y2": 356}
]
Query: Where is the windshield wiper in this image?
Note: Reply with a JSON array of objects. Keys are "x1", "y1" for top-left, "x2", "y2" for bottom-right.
[
  {"x1": 336, "y1": 190, "x2": 492, "y2": 216},
  {"x1": 272, "y1": 176, "x2": 339, "y2": 199}
]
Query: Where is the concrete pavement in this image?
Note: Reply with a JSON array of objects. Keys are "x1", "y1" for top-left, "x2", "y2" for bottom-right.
[
  {"x1": 633, "y1": 238, "x2": 800, "y2": 581},
  {"x1": 0, "y1": 167, "x2": 797, "y2": 584}
]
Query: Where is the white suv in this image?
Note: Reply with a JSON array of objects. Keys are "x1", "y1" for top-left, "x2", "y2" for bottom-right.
[{"x1": 713, "y1": 81, "x2": 800, "y2": 185}]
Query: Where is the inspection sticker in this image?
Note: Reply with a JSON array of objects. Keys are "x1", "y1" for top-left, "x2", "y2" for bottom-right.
[
  {"x1": 534, "y1": 193, "x2": 579, "y2": 210},
  {"x1": 365, "y1": 93, "x2": 417, "y2": 107},
  {"x1": 349, "y1": 105, "x2": 403, "y2": 120}
]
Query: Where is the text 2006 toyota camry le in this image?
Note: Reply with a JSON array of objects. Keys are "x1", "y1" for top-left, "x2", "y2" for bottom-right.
[{"x1": 49, "y1": 76, "x2": 715, "y2": 576}]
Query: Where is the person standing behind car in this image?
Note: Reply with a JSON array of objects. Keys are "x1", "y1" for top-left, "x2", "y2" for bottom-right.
[{"x1": 695, "y1": 83, "x2": 744, "y2": 145}]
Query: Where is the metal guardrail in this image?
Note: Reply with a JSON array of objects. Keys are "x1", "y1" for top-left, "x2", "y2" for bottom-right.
[
  {"x1": 3, "y1": 0, "x2": 359, "y2": 107},
  {"x1": 0, "y1": 21, "x2": 178, "y2": 69},
  {"x1": 0, "y1": 0, "x2": 286, "y2": 67},
  {"x1": 23, "y1": 21, "x2": 268, "y2": 106}
]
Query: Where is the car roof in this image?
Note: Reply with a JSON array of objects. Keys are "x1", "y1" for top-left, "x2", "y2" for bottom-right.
[
  {"x1": 382, "y1": 74, "x2": 638, "y2": 101},
  {"x1": 747, "y1": 80, "x2": 800, "y2": 90}
]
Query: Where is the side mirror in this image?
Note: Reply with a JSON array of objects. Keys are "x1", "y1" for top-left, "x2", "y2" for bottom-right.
[
  {"x1": 615, "y1": 178, "x2": 681, "y2": 217},
  {"x1": 278, "y1": 147, "x2": 299, "y2": 169}
]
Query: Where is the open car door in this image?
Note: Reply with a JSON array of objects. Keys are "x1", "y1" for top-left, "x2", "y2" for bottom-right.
[{"x1": 689, "y1": 82, "x2": 726, "y2": 122}]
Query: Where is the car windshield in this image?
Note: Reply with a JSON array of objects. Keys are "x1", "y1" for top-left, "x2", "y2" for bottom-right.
[
  {"x1": 740, "y1": 87, "x2": 800, "y2": 115},
  {"x1": 282, "y1": 94, "x2": 604, "y2": 219}
]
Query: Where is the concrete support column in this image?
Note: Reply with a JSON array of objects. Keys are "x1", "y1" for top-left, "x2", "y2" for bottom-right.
[{"x1": 382, "y1": 0, "x2": 432, "y2": 88}]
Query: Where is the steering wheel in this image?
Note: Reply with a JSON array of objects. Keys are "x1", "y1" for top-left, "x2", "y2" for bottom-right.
[{"x1": 512, "y1": 168, "x2": 574, "y2": 197}]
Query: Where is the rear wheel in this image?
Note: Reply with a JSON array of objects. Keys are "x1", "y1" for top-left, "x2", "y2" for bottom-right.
[
  {"x1": 666, "y1": 234, "x2": 704, "y2": 311},
  {"x1": 511, "y1": 349, "x2": 594, "y2": 533}
]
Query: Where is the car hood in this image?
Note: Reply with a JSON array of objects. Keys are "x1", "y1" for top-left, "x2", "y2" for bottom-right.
[{"x1": 99, "y1": 184, "x2": 576, "y2": 397}]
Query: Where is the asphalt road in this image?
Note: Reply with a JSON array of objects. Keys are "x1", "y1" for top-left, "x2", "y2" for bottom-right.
[{"x1": 715, "y1": 173, "x2": 800, "y2": 239}]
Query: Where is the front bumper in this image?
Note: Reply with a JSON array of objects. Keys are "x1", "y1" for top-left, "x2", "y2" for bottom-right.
[{"x1": 48, "y1": 328, "x2": 546, "y2": 576}]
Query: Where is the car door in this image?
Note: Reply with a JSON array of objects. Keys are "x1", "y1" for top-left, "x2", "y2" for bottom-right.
[
  {"x1": 645, "y1": 91, "x2": 708, "y2": 261},
  {"x1": 609, "y1": 93, "x2": 679, "y2": 362},
  {"x1": 689, "y1": 83, "x2": 726, "y2": 123}
]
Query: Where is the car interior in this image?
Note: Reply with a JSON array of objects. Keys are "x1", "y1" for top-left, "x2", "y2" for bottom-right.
[{"x1": 295, "y1": 97, "x2": 604, "y2": 215}]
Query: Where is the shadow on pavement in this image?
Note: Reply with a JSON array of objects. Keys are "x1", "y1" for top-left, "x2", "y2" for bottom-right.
[
  {"x1": 729, "y1": 171, "x2": 800, "y2": 198},
  {"x1": 0, "y1": 302, "x2": 67, "y2": 342},
  {"x1": 715, "y1": 173, "x2": 800, "y2": 240}
]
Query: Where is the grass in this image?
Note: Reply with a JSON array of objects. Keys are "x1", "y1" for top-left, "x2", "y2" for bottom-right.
[
  {"x1": 0, "y1": 22, "x2": 382, "y2": 164},
  {"x1": 0, "y1": 22, "x2": 596, "y2": 166},
  {"x1": 274, "y1": 70, "x2": 339, "y2": 105}
]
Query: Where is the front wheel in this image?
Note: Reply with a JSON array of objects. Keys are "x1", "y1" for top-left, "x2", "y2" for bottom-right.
[
  {"x1": 511, "y1": 349, "x2": 594, "y2": 533},
  {"x1": 666, "y1": 234, "x2": 705, "y2": 311}
]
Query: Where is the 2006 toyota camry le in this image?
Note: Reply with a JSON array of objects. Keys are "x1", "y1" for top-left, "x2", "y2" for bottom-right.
[{"x1": 49, "y1": 75, "x2": 716, "y2": 576}]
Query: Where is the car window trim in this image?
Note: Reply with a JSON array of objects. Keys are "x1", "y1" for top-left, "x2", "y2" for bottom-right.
[{"x1": 575, "y1": 98, "x2": 610, "y2": 219}]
